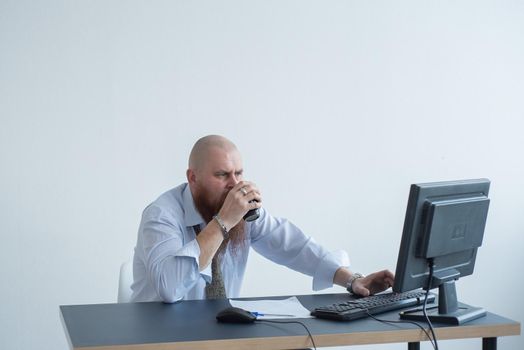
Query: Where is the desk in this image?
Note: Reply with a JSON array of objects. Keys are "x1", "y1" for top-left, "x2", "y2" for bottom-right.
[{"x1": 60, "y1": 293, "x2": 520, "y2": 350}]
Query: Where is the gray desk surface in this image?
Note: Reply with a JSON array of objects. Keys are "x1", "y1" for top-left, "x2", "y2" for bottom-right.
[{"x1": 60, "y1": 293, "x2": 520, "y2": 350}]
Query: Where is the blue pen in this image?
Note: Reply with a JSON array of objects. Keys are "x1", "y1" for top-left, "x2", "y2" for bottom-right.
[{"x1": 251, "y1": 312, "x2": 295, "y2": 317}]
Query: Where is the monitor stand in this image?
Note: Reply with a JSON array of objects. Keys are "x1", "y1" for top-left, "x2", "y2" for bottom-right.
[{"x1": 399, "y1": 281, "x2": 486, "y2": 325}]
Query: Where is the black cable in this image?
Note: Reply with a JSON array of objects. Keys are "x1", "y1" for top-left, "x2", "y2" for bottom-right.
[
  {"x1": 424, "y1": 258, "x2": 439, "y2": 350},
  {"x1": 365, "y1": 311, "x2": 437, "y2": 350},
  {"x1": 255, "y1": 269, "x2": 442, "y2": 350},
  {"x1": 257, "y1": 319, "x2": 317, "y2": 350}
]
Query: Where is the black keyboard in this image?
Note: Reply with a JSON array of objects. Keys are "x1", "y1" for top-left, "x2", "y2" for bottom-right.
[{"x1": 311, "y1": 290, "x2": 436, "y2": 321}]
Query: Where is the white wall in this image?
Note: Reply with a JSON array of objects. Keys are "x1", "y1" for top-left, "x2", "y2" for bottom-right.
[{"x1": 1, "y1": 1, "x2": 523, "y2": 349}]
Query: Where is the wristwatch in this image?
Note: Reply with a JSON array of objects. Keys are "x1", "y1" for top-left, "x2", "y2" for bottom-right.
[{"x1": 346, "y1": 272, "x2": 365, "y2": 295}]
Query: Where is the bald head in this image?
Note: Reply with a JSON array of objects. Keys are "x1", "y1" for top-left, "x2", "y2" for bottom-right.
[
  {"x1": 187, "y1": 136, "x2": 247, "y2": 253},
  {"x1": 188, "y1": 135, "x2": 239, "y2": 171}
]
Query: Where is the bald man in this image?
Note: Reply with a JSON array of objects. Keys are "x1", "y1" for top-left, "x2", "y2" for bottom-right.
[{"x1": 130, "y1": 135, "x2": 394, "y2": 302}]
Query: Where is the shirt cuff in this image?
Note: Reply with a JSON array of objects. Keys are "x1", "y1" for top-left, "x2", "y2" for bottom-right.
[
  {"x1": 176, "y1": 238, "x2": 201, "y2": 260},
  {"x1": 148, "y1": 237, "x2": 201, "y2": 270},
  {"x1": 312, "y1": 250, "x2": 350, "y2": 291},
  {"x1": 173, "y1": 239, "x2": 211, "y2": 282}
]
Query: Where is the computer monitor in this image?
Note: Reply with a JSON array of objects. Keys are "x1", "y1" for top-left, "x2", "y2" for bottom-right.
[{"x1": 393, "y1": 178, "x2": 490, "y2": 324}]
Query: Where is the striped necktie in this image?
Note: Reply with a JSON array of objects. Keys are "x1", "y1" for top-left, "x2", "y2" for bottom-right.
[{"x1": 193, "y1": 225, "x2": 227, "y2": 299}]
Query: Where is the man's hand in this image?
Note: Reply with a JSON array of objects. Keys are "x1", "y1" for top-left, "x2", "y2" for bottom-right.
[
  {"x1": 351, "y1": 270, "x2": 395, "y2": 297},
  {"x1": 218, "y1": 181, "x2": 262, "y2": 229}
]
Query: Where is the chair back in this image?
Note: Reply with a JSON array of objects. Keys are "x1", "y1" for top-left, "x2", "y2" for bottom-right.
[{"x1": 118, "y1": 259, "x2": 133, "y2": 303}]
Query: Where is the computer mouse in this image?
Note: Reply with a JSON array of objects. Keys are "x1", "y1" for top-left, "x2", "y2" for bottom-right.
[{"x1": 216, "y1": 306, "x2": 257, "y2": 323}]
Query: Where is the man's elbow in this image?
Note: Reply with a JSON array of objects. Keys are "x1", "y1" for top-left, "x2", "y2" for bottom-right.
[
  {"x1": 159, "y1": 292, "x2": 180, "y2": 304},
  {"x1": 157, "y1": 278, "x2": 183, "y2": 303},
  {"x1": 151, "y1": 255, "x2": 199, "y2": 303}
]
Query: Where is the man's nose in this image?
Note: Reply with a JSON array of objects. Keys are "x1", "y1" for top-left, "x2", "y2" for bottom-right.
[{"x1": 227, "y1": 174, "x2": 239, "y2": 188}]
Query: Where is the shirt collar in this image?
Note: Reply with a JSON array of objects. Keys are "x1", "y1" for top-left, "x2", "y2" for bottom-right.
[{"x1": 182, "y1": 183, "x2": 205, "y2": 228}]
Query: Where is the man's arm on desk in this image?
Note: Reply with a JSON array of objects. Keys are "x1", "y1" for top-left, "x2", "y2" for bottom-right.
[{"x1": 334, "y1": 267, "x2": 395, "y2": 297}]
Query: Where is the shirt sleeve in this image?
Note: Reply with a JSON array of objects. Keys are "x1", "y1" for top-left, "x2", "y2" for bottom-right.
[
  {"x1": 138, "y1": 205, "x2": 202, "y2": 303},
  {"x1": 250, "y1": 208, "x2": 350, "y2": 291}
]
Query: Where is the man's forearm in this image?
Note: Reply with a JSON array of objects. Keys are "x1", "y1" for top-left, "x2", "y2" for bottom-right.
[
  {"x1": 195, "y1": 219, "x2": 225, "y2": 270},
  {"x1": 333, "y1": 267, "x2": 353, "y2": 287}
]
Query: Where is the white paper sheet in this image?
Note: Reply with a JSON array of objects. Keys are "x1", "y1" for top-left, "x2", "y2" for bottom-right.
[{"x1": 229, "y1": 296, "x2": 313, "y2": 319}]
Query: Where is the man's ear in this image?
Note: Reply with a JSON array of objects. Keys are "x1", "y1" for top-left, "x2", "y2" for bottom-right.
[{"x1": 186, "y1": 168, "x2": 196, "y2": 185}]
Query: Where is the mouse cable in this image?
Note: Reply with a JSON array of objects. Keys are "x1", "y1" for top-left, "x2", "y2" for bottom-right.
[{"x1": 256, "y1": 319, "x2": 317, "y2": 350}]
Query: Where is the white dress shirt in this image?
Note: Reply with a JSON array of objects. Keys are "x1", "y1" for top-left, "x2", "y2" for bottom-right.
[{"x1": 130, "y1": 183, "x2": 350, "y2": 303}]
